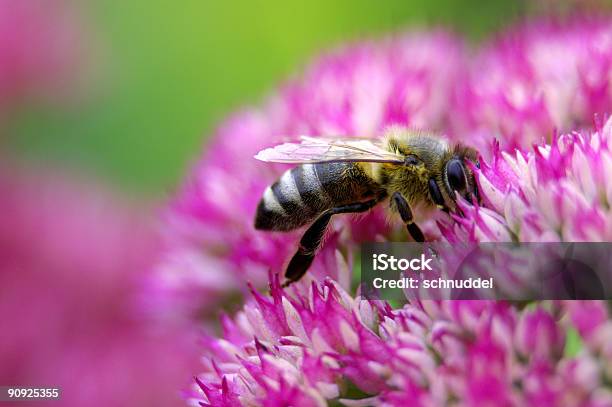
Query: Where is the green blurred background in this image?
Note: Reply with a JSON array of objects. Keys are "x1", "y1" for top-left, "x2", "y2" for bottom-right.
[{"x1": 8, "y1": 0, "x2": 529, "y2": 198}]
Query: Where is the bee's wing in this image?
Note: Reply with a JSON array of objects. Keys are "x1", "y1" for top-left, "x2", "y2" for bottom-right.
[{"x1": 254, "y1": 136, "x2": 405, "y2": 164}]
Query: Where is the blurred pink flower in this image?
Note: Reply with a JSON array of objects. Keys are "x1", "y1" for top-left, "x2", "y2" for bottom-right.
[
  {"x1": 451, "y1": 16, "x2": 612, "y2": 152},
  {"x1": 192, "y1": 273, "x2": 612, "y2": 406},
  {"x1": 152, "y1": 30, "x2": 466, "y2": 321},
  {"x1": 0, "y1": 164, "x2": 200, "y2": 406},
  {"x1": 281, "y1": 31, "x2": 466, "y2": 135},
  {"x1": 0, "y1": 0, "x2": 89, "y2": 117}
]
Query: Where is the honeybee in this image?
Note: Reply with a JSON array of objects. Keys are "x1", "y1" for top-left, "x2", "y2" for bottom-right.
[{"x1": 254, "y1": 127, "x2": 480, "y2": 286}]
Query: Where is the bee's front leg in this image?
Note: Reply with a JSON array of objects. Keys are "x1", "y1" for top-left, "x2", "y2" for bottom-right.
[
  {"x1": 392, "y1": 192, "x2": 425, "y2": 242},
  {"x1": 283, "y1": 199, "x2": 379, "y2": 287}
]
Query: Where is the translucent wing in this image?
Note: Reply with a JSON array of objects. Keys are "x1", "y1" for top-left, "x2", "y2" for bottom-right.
[{"x1": 254, "y1": 136, "x2": 404, "y2": 164}]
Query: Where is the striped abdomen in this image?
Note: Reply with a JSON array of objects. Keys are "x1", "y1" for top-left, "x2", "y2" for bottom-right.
[{"x1": 255, "y1": 162, "x2": 381, "y2": 231}]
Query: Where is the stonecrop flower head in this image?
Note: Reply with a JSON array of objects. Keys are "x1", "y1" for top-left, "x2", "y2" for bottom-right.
[
  {"x1": 0, "y1": 164, "x2": 200, "y2": 406},
  {"x1": 191, "y1": 274, "x2": 612, "y2": 406},
  {"x1": 153, "y1": 30, "x2": 466, "y2": 321},
  {"x1": 451, "y1": 16, "x2": 612, "y2": 152},
  {"x1": 441, "y1": 115, "x2": 612, "y2": 243}
]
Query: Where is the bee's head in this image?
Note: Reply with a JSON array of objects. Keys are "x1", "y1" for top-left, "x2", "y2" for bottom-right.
[{"x1": 445, "y1": 145, "x2": 479, "y2": 204}]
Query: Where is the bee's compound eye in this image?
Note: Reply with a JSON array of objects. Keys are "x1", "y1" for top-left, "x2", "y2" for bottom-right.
[{"x1": 446, "y1": 159, "x2": 467, "y2": 192}]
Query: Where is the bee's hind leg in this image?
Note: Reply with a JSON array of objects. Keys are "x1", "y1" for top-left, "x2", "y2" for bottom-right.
[
  {"x1": 392, "y1": 192, "x2": 425, "y2": 242},
  {"x1": 283, "y1": 199, "x2": 379, "y2": 287}
]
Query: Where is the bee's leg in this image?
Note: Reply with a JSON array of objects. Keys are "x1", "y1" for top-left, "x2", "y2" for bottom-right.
[
  {"x1": 283, "y1": 199, "x2": 378, "y2": 287},
  {"x1": 428, "y1": 178, "x2": 448, "y2": 212},
  {"x1": 392, "y1": 192, "x2": 425, "y2": 242}
]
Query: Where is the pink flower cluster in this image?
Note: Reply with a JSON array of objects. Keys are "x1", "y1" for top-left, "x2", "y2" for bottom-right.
[
  {"x1": 451, "y1": 17, "x2": 612, "y2": 152},
  {"x1": 442, "y1": 116, "x2": 612, "y2": 242},
  {"x1": 191, "y1": 273, "x2": 612, "y2": 406}
]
